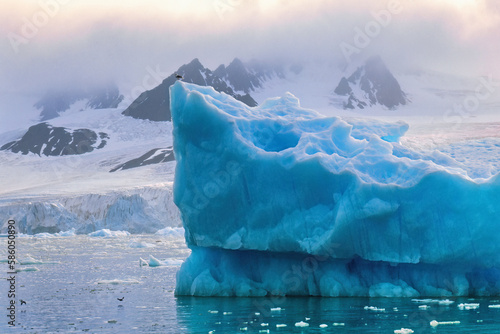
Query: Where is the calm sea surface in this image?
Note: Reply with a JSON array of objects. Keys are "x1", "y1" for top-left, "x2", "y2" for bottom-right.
[{"x1": 1, "y1": 235, "x2": 500, "y2": 333}]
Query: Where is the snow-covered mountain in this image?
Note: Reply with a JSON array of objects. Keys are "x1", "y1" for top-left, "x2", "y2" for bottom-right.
[
  {"x1": 122, "y1": 58, "x2": 283, "y2": 122},
  {"x1": 0, "y1": 105, "x2": 180, "y2": 234},
  {"x1": 36, "y1": 82, "x2": 124, "y2": 121},
  {"x1": 332, "y1": 56, "x2": 409, "y2": 110},
  {"x1": 2, "y1": 56, "x2": 500, "y2": 235}
]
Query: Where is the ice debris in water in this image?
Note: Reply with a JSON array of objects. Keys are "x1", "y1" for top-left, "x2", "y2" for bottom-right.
[
  {"x1": 129, "y1": 241, "x2": 155, "y2": 248},
  {"x1": 295, "y1": 321, "x2": 309, "y2": 327},
  {"x1": 430, "y1": 320, "x2": 461, "y2": 327},
  {"x1": 364, "y1": 306, "x2": 385, "y2": 312},
  {"x1": 88, "y1": 229, "x2": 130, "y2": 237},
  {"x1": 155, "y1": 226, "x2": 185, "y2": 237},
  {"x1": 140, "y1": 255, "x2": 183, "y2": 267},
  {"x1": 457, "y1": 303, "x2": 480, "y2": 310},
  {"x1": 412, "y1": 299, "x2": 455, "y2": 305},
  {"x1": 171, "y1": 82, "x2": 500, "y2": 297},
  {"x1": 394, "y1": 329, "x2": 414, "y2": 334}
]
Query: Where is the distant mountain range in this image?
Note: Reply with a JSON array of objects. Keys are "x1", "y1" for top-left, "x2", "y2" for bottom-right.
[
  {"x1": 122, "y1": 58, "x2": 283, "y2": 121},
  {"x1": 2, "y1": 56, "x2": 410, "y2": 170},
  {"x1": 333, "y1": 56, "x2": 408, "y2": 109}
]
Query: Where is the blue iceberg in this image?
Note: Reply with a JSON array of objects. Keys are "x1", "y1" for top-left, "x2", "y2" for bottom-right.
[{"x1": 171, "y1": 82, "x2": 500, "y2": 297}]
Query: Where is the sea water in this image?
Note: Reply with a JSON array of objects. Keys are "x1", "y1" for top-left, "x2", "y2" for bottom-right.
[{"x1": 2, "y1": 234, "x2": 500, "y2": 333}]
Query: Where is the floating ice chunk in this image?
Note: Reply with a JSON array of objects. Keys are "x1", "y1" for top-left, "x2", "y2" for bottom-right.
[
  {"x1": 139, "y1": 257, "x2": 148, "y2": 267},
  {"x1": 16, "y1": 266, "x2": 39, "y2": 272},
  {"x1": 458, "y1": 303, "x2": 480, "y2": 310},
  {"x1": 319, "y1": 324, "x2": 328, "y2": 328},
  {"x1": 488, "y1": 304, "x2": 500, "y2": 308},
  {"x1": 333, "y1": 323, "x2": 345, "y2": 326},
  {"x1": 270, "y1": 307, "x2": 282, "y2": 312},
  {"x1": 155, "y1": 227, "x2": 185, "y2": 237},
  {"x1": 258, "y1": 330, "x2": 269, "y2": 333},
  {"x1": 412, "y1": 299, "x2": 454, "y2": 305},
  {"x1": 33, "y1": 232, "x2": 56, "y2": 238},
  {"x1": 430, "y1": 320, "x2": 460, "y2": 327},
  {"x1": 394, "y1": 329, "x2": 413, "y2": 334},
  {"x1": 148, "y1": 255, "x2": 163, "y2": 267},
  {"x1": 97, "y1": 279, "x2": 140, "y2": 285},
  {"x1": 223, "y1": 312, "x2": 232, "y2": 315},
  {"x1": 295, "y1": 321, "x2": 309, "y2": 327},
  {"x1": 143, "y1": 255, "x2": 183, "y2": 267},
  {"x1": 208, "y1": 310, "x2": 218, "y2": 314},
  {"x1": 239, "y1": 327, "x2": 247, "y2": 331},
  {"x1": 56, "y1": 229, "x2": 76, "y2": 237},
  {"x1": 276, "y1": 324, "x2": 287, "y2": 328},
  {"x1": 418, "y1": 305, "x2": 430, "y2": 310},
  {"x1": 88, "y1": 229, "x2": 130, "y2": 237},
  {"x1": 364, "y1": 306, "x2": 386, "y2": 312},
  {"x1": 260, "y1": 323, "x2": 268, "y2": 326},
  {"x1": 129, "y1": 241, "x2": 155, "y2": 248},
  {"x1": 32, "y1": 229, "x2": 76, "y2": 238}
]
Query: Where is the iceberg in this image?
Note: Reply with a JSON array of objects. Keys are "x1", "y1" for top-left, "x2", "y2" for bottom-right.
[{"x1": 171, "y1": 82, "x2": 500, "y2": 297}]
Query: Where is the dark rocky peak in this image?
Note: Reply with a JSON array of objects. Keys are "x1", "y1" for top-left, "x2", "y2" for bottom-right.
[
  {"x1": 1, "y1": 122, "x2": 108, "y2": 156},
  {"x1": 122, "y1": 58, "x2": 259, "y2": 122},
  {"x1": 333, "y1": 56, "x2": 408, "y2": 110}
]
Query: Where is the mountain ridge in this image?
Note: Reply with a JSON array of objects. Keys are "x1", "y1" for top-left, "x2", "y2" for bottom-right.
[{"x1": 333, "y1": 56, "x2": 409, "y2": 110}]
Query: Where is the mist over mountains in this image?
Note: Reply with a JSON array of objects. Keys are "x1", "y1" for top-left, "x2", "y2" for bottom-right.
[{"x1": 333, "y1": 56, "x2": 409, "y2": 110}]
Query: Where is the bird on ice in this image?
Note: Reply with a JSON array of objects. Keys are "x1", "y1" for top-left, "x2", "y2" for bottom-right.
[
  {"x1": 117, "y1": 297, "x2": 124, "y2": 301},
  {"x1": 175, "y1": 74, "x2": 183, "y2": 80},
  {"x1": 20, "y1": 300, "x2": 27, "y2": 305}
]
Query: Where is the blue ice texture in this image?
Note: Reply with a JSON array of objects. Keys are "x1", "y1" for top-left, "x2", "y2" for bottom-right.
[{"x1": 170, "y1": 82, "x2": 500, "y2": 297}]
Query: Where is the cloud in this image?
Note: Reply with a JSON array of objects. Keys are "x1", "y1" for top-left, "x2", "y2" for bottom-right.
[{"x1": 0, "y1": 0, "x2": 499, "y2": 122}]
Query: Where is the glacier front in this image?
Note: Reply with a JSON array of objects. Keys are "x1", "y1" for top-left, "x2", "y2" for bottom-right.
[{"x1": 171, "y1": 81, "x2": 500, "y2": 297}]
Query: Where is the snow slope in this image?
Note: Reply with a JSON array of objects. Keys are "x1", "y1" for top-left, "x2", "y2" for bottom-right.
[{"x1": 0, "y1": 106, "x2": 181, "y2": 234}]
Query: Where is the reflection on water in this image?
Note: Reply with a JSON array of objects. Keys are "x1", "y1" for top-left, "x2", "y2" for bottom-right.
[{"x1": 176, "y1": 295, "x2": 500, "y2": 333}]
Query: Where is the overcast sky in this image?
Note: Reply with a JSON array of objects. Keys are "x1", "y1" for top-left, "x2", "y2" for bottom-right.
[{"x1": 1, "y1": 0, "x2": 500, "y2": 128}]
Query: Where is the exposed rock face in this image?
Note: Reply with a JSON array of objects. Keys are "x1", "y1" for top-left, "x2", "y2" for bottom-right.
[
  {"x1": 110, "y1": 147, "x2": 174, "y2": 172},
  {"x1": 334, "y1": 56, "x2": 408, "y2": 110},
  {"x1": 1, "y1": 123, "x2": 108, "y2": 156}
]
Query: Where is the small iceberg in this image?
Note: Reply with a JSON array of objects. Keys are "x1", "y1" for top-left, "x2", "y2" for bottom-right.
[
  {"x1": 88, "y1": 229, "x2": 130, "y2": 238},
  {"x1": 155, "y1": 227, "x2": 185, "y2": 237},
  {"x1": 140, "y1": 255, "x2": 183, "y2": 267},
  {"x1": 394, "y1": 329, "x2": 413, "y2": 334}
]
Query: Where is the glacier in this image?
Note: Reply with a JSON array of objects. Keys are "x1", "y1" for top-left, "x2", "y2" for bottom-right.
[
  {"x1": 171, "y1": 81, "x2": 500, "y2": 297},
  {"x1": 1, "y1": 186, "x2": 181, "y2": 234}
]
